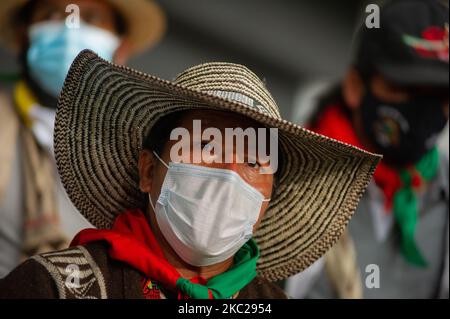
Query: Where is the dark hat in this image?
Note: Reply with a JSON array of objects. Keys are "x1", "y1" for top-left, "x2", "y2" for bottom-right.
[{"x1": 355, "y1": 0, "x2": 449, "y2": 86}]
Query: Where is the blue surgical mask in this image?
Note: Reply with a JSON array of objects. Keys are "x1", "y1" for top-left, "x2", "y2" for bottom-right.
[{"x1": 27, "y1": 21, "x2": 120, "y2": 97}]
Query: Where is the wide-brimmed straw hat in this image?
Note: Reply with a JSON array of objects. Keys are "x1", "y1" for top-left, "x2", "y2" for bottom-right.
[
  {"x1": 0, "y1": 0, "x2": 166, "y2": 55},
  {"x1": 55, "y1": 50, "x2": 381, "y2": 281}
]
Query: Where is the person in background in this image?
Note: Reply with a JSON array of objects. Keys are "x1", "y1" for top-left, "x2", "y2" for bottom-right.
[
  {"x1": 286, "y1": 0, "x2": 449, "y2": 299},
  {"x1": 0, "y1": 0, "x2": 166, "y2": 278}
]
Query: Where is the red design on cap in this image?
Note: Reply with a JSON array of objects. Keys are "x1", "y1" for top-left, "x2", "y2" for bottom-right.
[
  {"x1": 406, "y1": 24, "x2": 449, "y2": 62},
  {"x1": 411, "y1": 173, "x2": 422, "y2": 189}
]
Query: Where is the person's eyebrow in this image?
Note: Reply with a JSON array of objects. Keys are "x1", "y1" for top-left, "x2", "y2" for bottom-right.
[
  {"x1": 33, "y1": 2, "x2": 63, "y2": 18},
  {"x1": 42, "y1": 2, "x2": 64, "y2": 11}
]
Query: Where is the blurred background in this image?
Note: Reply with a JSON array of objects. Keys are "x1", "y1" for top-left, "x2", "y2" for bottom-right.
[
  {"x1": 148, "y1": 0, "x2": 450, "y2": 151},
  {"x1": 2, "y1": 0, "x2": 446, "y2": 152},
  {"x1": 0, "y1": 0, "x2": 375, "y2": 122}
]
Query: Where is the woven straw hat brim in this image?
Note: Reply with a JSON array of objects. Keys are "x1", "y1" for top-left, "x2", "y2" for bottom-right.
[
  {"x1": 55, "y1": 50, "x2": 381, "y2": 281},
  {"x1": 0, "y1": 0, "x2": 166, "y2": 55}
]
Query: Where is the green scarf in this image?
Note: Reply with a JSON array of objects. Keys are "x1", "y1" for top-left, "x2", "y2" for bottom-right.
[
  {"x1": 72, "y1": 210, "x2": 260, "y2": 299},
  {"x1": 176, "y1": 238, "x2": 260, "y2": 299},
  {"x1": 394, "y1": 147, "x2": 440, "y2": 267}
]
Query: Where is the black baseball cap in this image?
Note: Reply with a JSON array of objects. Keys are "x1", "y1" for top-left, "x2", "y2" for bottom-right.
[{"x1": 355, "y1": 0, "x2": 449, "y2": 87}]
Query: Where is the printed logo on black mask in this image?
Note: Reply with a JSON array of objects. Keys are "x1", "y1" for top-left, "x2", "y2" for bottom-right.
[
  {"x1": 373, "y1": 106, "x2": 409, "y2": 147},
  {"x1": 361, "y1": 89, "x2": 447, "y2": 167}
]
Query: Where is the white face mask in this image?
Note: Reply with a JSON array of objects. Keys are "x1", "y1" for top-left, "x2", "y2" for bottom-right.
[{"x1": 149, "y1": 151, "x2": 270, "y2": 267}]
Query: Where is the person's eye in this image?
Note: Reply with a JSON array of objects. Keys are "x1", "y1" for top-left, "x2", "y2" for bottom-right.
[
  {"x1": 246, "y1": 160, "x2": 260, "y2": 169},
  {"x1": 49, "y1": 10, "x2": 64, "y2": 21},
  {"x1": 33, "y1": 7, "x2": 64, "y2": 22},
  {"x1": 83, "y1": 12, "x2": 106, "y2": 26},
  {"x1": 201, "y1": 141, "x2": 212, "y2": 151}
]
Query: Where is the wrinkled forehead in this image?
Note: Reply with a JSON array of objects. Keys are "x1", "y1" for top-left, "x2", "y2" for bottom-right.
[
  {"x1": 160, "y1": 109, "x2": 279, "y2": 174},
  {"x1": 178, "y1": 109, "x2": 263, "y2": 131}
]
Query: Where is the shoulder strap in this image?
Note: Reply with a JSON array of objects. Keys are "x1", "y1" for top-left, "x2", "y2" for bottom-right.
[
  {"x1": 0, "y1": 90, "x2": 19, "y2": 201},
  {"x1": 437, "y1": 208, "x2": 449, "y2": 298},
  {"x1": 32, "y1": 246, "x2": 108, "y2": 299},
  {"x1": 435, "y1": 155, "x2": 449, "y2": 298},
  {"x1": 325, "y1": 229, "x2": 363, "y2": 299}
]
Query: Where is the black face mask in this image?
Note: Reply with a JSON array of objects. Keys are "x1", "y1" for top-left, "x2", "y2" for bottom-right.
[{"x1": 360, "y1": 89, "x2": 448, "y2": 167}]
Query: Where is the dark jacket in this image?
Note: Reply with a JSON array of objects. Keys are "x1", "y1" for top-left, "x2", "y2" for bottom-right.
[{"x1": 0, "y1": 241, "x2": 287, "y2": 299}]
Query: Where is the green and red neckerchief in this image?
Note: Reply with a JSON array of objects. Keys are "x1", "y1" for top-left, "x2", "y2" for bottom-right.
[
  {"x1": 312, "y1": 104, "x2": 440, "y2": 267},
  {"x1": 71, "y1": 209, "x2": 259, "y2": 299},
  {"x1": 141, "y1": 274, "x2": 210, "y2": 299}
]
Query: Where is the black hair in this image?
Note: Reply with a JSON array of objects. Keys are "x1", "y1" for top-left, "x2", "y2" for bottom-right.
[
  {"x1": 111, "y1": 7, "x2": 127, "y2": 36},
  {"x1": 14, "y1": 0, "x2": 37, "y2": 28},
  {"x1": 142, "y1": 111, "x2": 283, "y2": 198},
  {"x1": 308, "y1": 84, "x2": 348, "y2": 128},
  {"x1": 308, "y1": 61, "x2": 377, "y2": 129},
  {"x1": 143, "y1": 111, "x2": 188, "y2": 156}
]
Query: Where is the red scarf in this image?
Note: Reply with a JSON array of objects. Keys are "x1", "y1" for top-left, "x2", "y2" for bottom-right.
[
  {"x1": 71, "y1": 209, "x2": 212, "y2": 299},
  {"x1": 311, "y1": 104, "x2": 403, "y2": 211}
]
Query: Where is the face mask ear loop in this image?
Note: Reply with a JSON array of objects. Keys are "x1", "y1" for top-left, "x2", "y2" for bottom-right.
[
  {"x1": 148, "y1": 194, "x2": 156, "y2": 213},
  {"x1": 152, "y1": 151, "x2": 169, "y2": 169},
  {"x1": 148, "y1": 151, "x2": 169, "y2": 213},
  {"x1": 153, "y1": 149, "x2": 271, "y2": 200}
]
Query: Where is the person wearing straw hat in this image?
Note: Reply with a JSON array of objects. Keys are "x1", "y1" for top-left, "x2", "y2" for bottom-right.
[
  {"x1": 286, "y1": 0, "x2": 449, "y2": 299},
  {"x1": 0, "y1": 0, "x2": 166, "y2": 278},
  {"x1": 0, "y1": 50, "x2": 381, "y2": 299}
]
